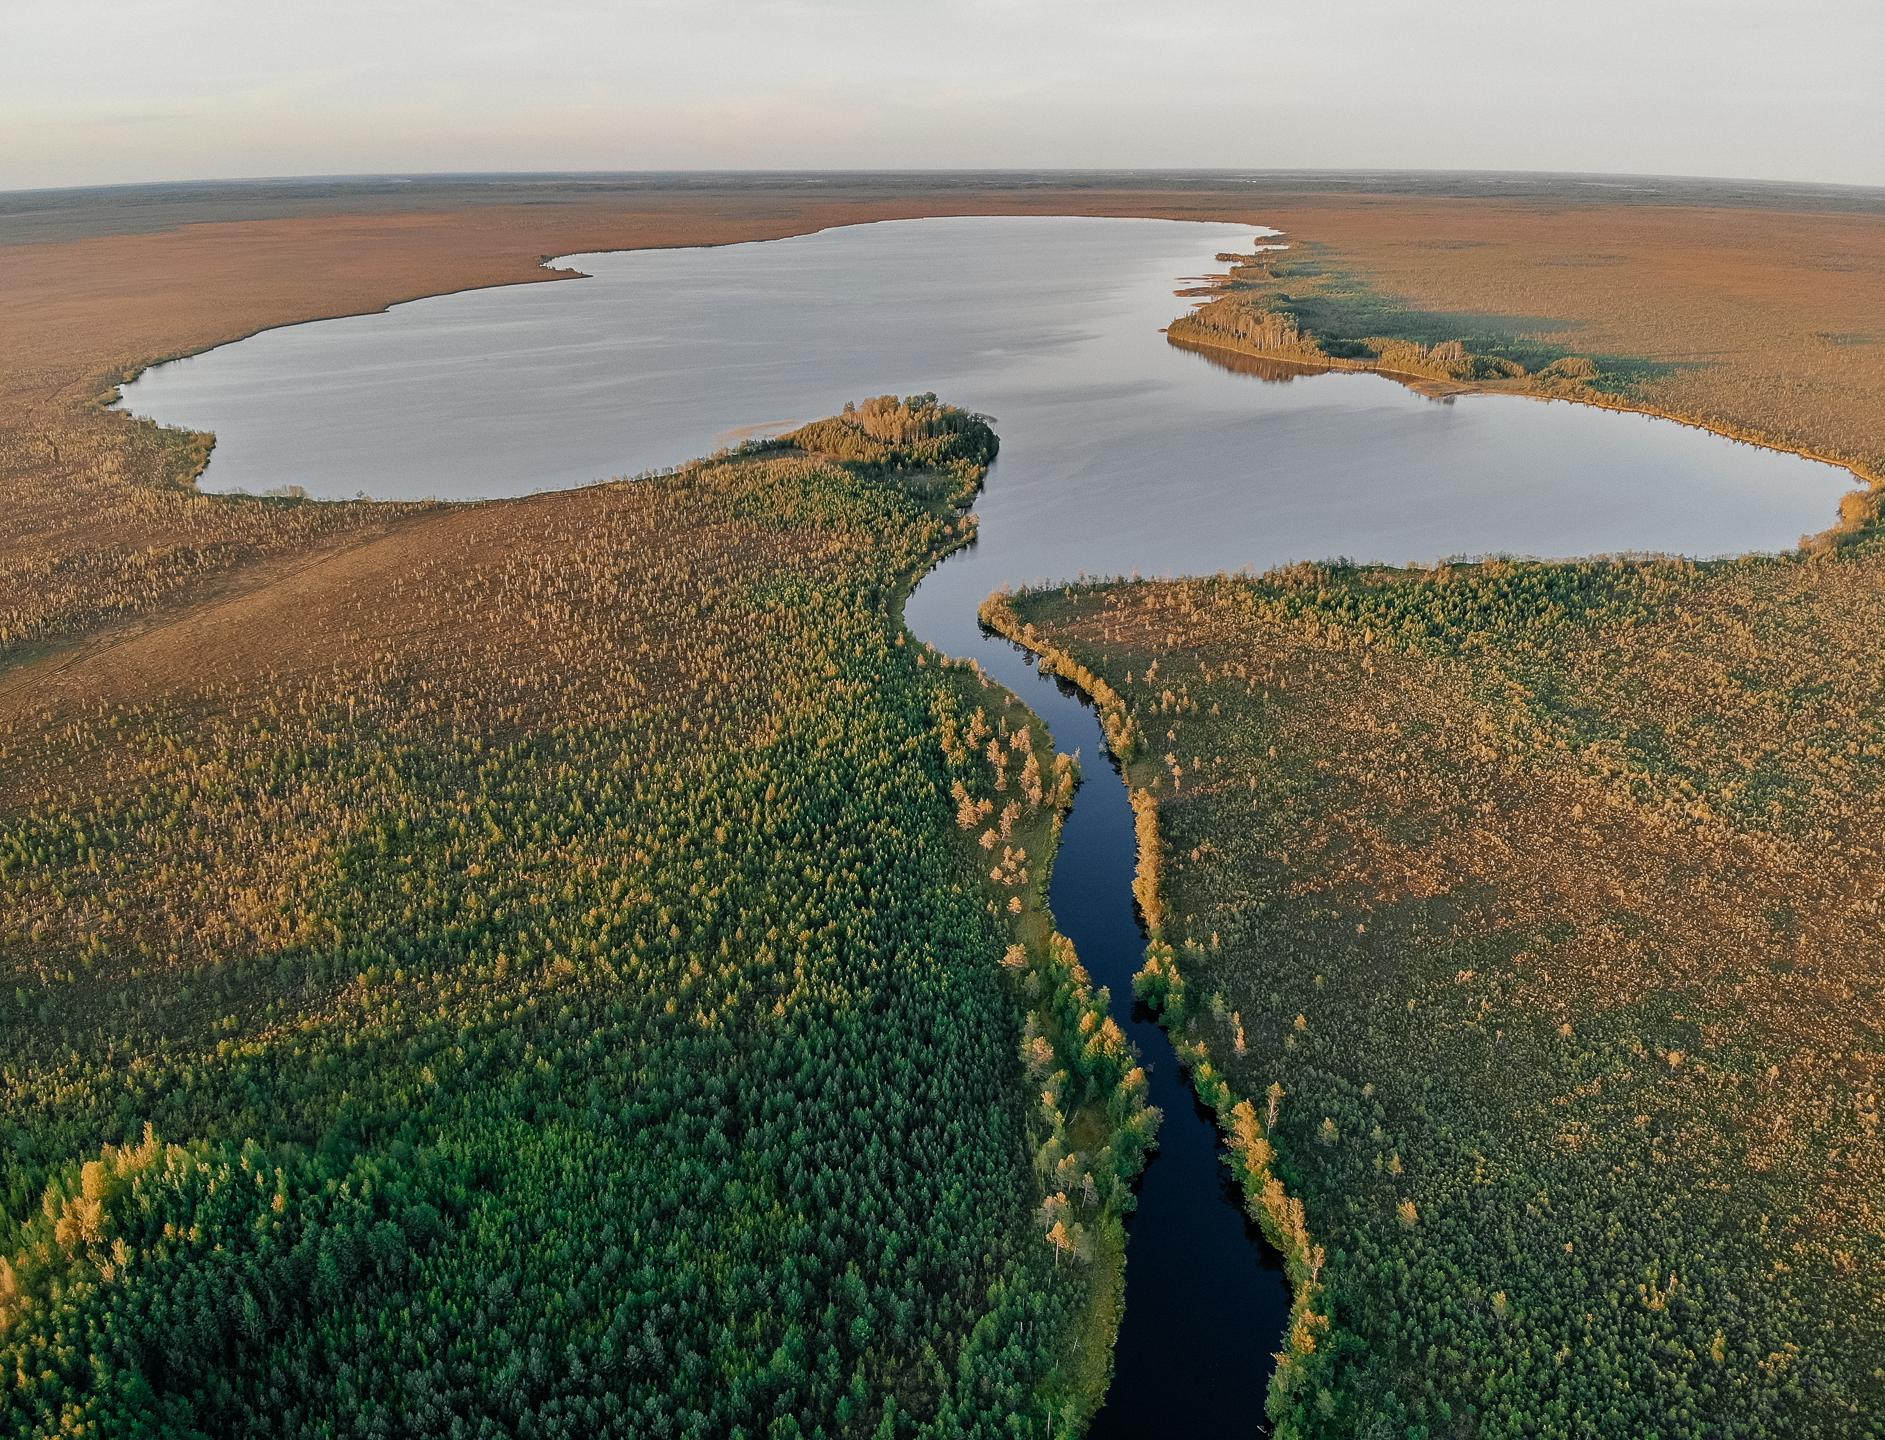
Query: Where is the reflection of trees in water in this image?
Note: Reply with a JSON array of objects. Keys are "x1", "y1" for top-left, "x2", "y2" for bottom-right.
[
  {"x1": 1167, "y1": 333, "x2": 1330, "y2": 384},
  {"x1": 1168, "y1": 333, "x2": 1460, "y2": 404}
]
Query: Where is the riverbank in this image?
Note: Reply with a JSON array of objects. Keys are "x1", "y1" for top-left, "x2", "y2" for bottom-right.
[
  {"x1": 901, "y1": 431, "x2": 1158, "y2": 1427},
  {"x1": 928, "y1": 648, "x2": 1145, "y2": 1426},
  {"x1": 980, "y1": 590, "x2": 1336, "y2": 1433},
  {"x1": 0, "y1": 400, "x2": 1166, "y2": 1437}
]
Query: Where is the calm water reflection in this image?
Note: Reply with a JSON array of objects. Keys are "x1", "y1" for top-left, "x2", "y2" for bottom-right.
[
  {"x1": 124, "y1": 215, "x2": 1849, "y2": 570},
  {"x1": 120, "y1": 217, "x2": 1856, "y2": 1434}
]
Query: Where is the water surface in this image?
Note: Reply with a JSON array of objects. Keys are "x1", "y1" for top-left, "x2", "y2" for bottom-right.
[
  {"x1": 124, "y1": 216, "x2": 1850, "y2": 567},
  {"x1": 121, "y1": 217, "x2": 1856, "y2": 1434}
]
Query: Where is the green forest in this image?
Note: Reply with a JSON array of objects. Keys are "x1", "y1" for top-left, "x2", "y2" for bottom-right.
[
  {"x1": 0, "y1": 399, "x2": 1154, "y2": 1439},
  {"x1": 990, "y1": 542, "x2": 1885, "y2": 1440}
]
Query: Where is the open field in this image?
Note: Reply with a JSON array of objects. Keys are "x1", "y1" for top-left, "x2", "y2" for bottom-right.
[
  {"x1": 991, "y1": 534, "x2": 1885, "y2": 1435},
  {"x1": 2, "y1": 173, "x2": 1883, "y2": 1435}
]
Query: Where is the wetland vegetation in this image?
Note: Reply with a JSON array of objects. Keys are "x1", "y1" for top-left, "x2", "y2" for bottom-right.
[
  {"x1": 1176, "y1": 207, "x2": 1885, "y2": 492},
  {"x1": 990, "y1": 534, "x2": 1885, "y2": 1436},
  {"x1": 1169, "y1": 244, "x2": 1665, "y2": 396},
  {"x1": 0, "y1": 398, "x2": 1156, "y2": 1438},
  {"x1": 2, "y1": 175, "x2": 1882, "y2": 1438}
]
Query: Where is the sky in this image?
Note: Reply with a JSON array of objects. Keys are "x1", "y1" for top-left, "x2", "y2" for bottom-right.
[{"x1": 4, "y1": 0, "x2": 1882, "y2": 191}]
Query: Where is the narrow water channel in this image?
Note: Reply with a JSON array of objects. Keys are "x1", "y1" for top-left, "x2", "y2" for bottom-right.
[
  {"x1": 117, "y1": 214, "x2": 1858, "y2": 1431},
  {"x1": 904, "y1": 540, "x2": 1291, "y2": 1434}
]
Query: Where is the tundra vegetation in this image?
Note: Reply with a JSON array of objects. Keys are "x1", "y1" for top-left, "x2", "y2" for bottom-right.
[
  {"x1": 989, "y1": 532, "x2": 1885, "y2": 1438},
  {"x1": 0, "y1": 398, "x2": 1157, "y2": 1438}
]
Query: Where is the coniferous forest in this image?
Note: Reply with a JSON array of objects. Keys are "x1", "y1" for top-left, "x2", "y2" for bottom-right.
[
  {"x1": 0, "y1": 399, "x2": 1154, "y2": 1438},
  {"x1": 989, "y1": 547, "x2": 1885, "y2": 1439}
]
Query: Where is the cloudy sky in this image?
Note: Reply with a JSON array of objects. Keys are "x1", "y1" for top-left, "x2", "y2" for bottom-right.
[{"x1": 5, "y1": 0, "x2": 1881, "y2": 190}]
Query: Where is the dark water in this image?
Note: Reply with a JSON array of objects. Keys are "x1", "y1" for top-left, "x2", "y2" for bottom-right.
[
  {"x1": 120, "y1": 217, "x2": 1855, "y2": 1434},
  {"x1": 908, "y1": 556, "x2": 1294, "y2": 1435}
]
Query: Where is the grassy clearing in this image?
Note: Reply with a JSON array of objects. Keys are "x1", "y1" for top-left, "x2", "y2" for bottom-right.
[{"x1": 995, "y1": 534, "x2": 1885, "y2": 1438}]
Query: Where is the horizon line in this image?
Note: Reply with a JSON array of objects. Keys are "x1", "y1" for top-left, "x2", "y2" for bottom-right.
[{"x1": 8, "y1": 165, "x2": 1885, "y2": 202}]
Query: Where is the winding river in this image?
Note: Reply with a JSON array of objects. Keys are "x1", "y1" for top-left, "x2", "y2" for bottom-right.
[{"x1": 120, "y1": 216, "x2": 1856, "y2": 1431}]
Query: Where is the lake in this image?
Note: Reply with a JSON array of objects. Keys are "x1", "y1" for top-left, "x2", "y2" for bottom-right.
[{"x1": 118, "y1": 216, "x2": 1856, "y2": 1434}]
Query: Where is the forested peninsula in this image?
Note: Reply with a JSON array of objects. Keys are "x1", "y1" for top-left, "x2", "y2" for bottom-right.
[{"x1": 1, "y1": 399, "x2": 1153, "y2": 1438}]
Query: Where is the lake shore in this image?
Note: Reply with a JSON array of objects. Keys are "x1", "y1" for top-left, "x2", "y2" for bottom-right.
[
  {"x1": 8, "y1": 175, "x2": 1881, "y2": 667},
  {"x1": 1165, "y1": 326, "x2": 1882, "y2": 512}
]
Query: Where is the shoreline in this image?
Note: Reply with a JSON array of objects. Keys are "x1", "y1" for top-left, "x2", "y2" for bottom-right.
[
  {"x1": 114, "y1": 209, "x2": 1878, "y2": 550},
  {"x1": 98, "y1": 208, "x2": 1270, "y2": 454},
  {"x1": 1167, "y1": 327, "x2": 1884, "y2": 498}
]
